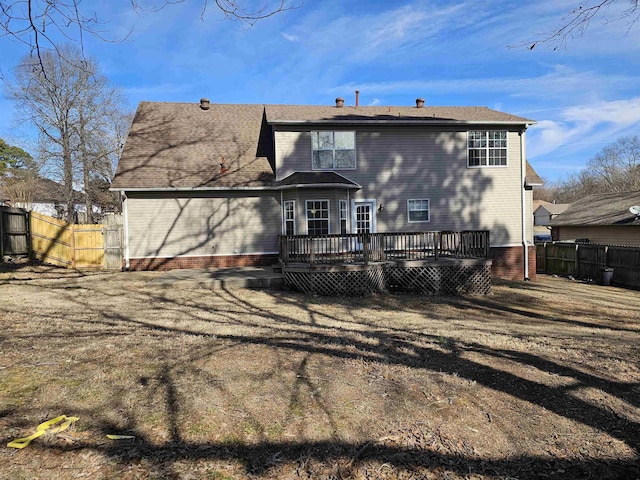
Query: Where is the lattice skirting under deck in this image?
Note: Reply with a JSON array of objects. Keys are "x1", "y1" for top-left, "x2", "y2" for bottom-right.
[{"x1": 283, "y1": 260, "x2": 491, "y2": 296}]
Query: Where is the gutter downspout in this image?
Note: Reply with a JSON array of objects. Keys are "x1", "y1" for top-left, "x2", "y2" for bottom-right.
[
  {"x1": 122, "y1": 192, "x2": 130, "y2": 270},
  {"x1": 520, "y1": 128, "x2": 529, "y2": 281}
]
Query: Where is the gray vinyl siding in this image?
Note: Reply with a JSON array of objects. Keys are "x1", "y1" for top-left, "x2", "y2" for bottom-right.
[
  {"x1": 556, "y1": 226, "x2": 640, "y2": 246},
  {"x1": 274, "y1": 126, "x2": 529, "y2": 246},
  {"x1": 126, "y1": 191, "x2": 280, "y2": 258}
]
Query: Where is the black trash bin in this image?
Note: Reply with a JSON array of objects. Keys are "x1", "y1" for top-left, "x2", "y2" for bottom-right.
[{"x1": 599, "y1": 268, "x2": 614, "y2": 286}]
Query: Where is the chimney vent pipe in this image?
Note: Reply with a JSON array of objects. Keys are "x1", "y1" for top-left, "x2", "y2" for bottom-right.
[{"x1": 355, "y1": 90, "x2": 360, "y2": 107}]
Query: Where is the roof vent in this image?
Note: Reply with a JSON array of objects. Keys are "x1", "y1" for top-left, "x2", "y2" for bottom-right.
[
  {"x1": 335, "y1": 97, "x2": 344, "y2": 108},
  {"x1": 416, "y1": 98, "x2": 425, "y2": 108},
  {"x1": 200, "y1": 98, "x2": 210, "y2": 110}
]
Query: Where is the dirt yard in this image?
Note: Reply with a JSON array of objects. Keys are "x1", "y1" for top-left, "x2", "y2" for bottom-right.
[{"x1": 0, "y1": 264, "x2": 638, "y2": 479}]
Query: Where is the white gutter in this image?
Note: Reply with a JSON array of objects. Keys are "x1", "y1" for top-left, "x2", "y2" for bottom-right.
[
  {"x1": 520, "y1": 128, "x2": 529, "y2": 281},
  {"x1": 270, "y1": 119, "x2": 538, "y2": 126},
  {"x1": 122, "y1": 192, "x2": 130, "y2": 270},
  {"x1": 110, "y1": 182, "x2": 362, "y2": 193}
]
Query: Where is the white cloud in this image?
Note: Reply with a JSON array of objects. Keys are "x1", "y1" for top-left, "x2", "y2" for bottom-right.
[
  {"x1": 281, "y1": 32, "x2": 299, "y2": 42},
  {"x1": 332, "y1": 65, "x2": 640, "y2": 101},
  {"x1": 528, "y1": 96, "x2": 640, "y2": 158},
  {"x1": 368, "y1": 98, "x2": 382, "y2": 106}
]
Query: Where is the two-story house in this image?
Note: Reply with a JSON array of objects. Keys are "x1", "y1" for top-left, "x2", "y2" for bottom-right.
[{"x1": 111, "y1": 98, "x2": 538, "y2": 280}]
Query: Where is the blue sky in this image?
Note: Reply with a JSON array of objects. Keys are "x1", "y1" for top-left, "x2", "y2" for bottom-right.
[{"x1": 1, "y1": 0, "x2": 639, "y2": 183}]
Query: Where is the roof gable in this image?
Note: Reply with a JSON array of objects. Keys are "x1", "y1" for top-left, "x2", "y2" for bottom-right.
[{"x1": 111, "y1": 102, "x2": 275, "y2": 190}]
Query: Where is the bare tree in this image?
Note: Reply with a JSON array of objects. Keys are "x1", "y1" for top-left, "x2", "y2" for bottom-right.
[
  {"x1": 552, "y1": 134, "x2": 640, "y2": 202},
  {"x1": 526, "y1": 1, "x2": 640, "y2": 50},
  {"x1": 6, "y1": 45, "x2": 129, "y2": 222},
  {"x1": 0, "y1": 0, "x2": 302, "y2": 72},
  {"x1": 587, "y1": 135, "x2": 640, "y2": 192}
]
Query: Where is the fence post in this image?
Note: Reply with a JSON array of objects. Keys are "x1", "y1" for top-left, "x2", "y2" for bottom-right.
[
  {"x1": 574, "y1": 243, "x2": 579, "y2": 276},
  {"x1": 70, "y1": 224, "x2": 76, "y2": 269},
  {"x1": 0, "y1": 207, "x2": 4, "y2": 258},
  {"x1": 603, "y1": 245, "x2": 608, "y2": 269}
]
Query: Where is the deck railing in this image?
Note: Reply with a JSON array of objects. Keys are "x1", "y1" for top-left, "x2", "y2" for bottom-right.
[{"x1": 279, "y1": 231, "x2": 490, "y2": 265}]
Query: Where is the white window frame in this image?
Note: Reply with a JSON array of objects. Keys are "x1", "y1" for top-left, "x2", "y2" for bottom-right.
[
  {"x1": 407, "y1": 198, "x2": 430, "y2": 223},
  {"x1": 339, "y1": 199, "x2": 348, "y2": 234},
  {"x1": 467, "y1": 130, "x2": 508, "y2": 168},
  {"x1": 283, "y1": 200, "x2": 295, "y2": 235},
  {"x1": 311, "y1": 131, "x2": 357, "y2": 170},
  {"x1": 305, "y1": 199, "x2": 330, "y2": 235}
]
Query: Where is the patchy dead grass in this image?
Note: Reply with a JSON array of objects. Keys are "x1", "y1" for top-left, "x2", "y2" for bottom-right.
[{"x1": 0, "y1": 265, "x2": 639, "y2": 479}]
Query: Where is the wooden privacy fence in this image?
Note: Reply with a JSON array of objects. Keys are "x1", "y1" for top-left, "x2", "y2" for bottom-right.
[
  {"x1": 536, "y1": 242, "x2": 640, "y2": 288},
  {"x1": 0, "y1": 206, "x2": 29, "y2": 257},
  {"x1": 30, "y1": 211, "x2": 122, "y2": 269}
]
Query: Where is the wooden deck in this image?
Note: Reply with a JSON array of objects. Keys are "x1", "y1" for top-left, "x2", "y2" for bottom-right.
[{"x1": 278, "y1": 231, "x2": 492, "y2": 295}]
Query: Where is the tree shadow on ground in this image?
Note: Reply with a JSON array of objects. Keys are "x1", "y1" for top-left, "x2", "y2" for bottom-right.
[{"x1": 1, "y1": 274, "x2": 639, "y2": 479}]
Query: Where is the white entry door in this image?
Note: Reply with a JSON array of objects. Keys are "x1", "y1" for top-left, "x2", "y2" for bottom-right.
[{"x1": 352, "y1": 200, "x2": 376, "y2": 234}]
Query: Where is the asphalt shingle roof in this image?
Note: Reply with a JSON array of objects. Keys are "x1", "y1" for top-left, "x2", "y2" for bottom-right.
[
  {"x1": 112, "y1": 102, "x2": 275, "y2": 190},
  {"x1": 549, "y1": 191, "x2": 640, "y2": 226},
  {"x1": 265, "y1": 104, "x2": 535, "y2": 124},
  {"x1": 112, "y1": 101, "x2": 536, "y2": 190}
]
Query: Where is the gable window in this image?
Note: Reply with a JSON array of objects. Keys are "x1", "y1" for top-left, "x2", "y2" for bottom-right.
[
  {"x1": 311, "y1": 131, "x2": 356, "y2": 170},
  {"x1": 407, "y1": 199, "x2": 430, "y2": 223},
  {"x1": 468, "y1": 131, "x2": 507, "y2": 167},
  {"x1": 306, "y1": 200, "x2": 329, "y2": 235},
  {"x1": 283, "y1": 200, "x2": 295, "y2": 235}
]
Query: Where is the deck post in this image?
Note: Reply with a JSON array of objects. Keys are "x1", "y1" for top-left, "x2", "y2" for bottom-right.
[
  {"x1": 363, "y1": 233, "x2": 370, "y2": 265},
  {"x1": 309, "y1": 237, "x2": 315, "y2": 265}
]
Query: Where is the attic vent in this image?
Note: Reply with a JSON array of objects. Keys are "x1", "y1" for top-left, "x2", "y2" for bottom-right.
[
  {"x1": 200, "y1": 98, "x2": 210, "y2": 110},
  {"x1": 335, "y1": 97, "x2": 344, "y2": 108},
  {"x1": 416, "y1": 98, "x2": 425, "y2": 108}
]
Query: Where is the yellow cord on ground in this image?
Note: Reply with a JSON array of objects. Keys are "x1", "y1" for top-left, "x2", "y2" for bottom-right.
[{"x1": 7, "y1": 415, "x2": 79, "y2": 449}]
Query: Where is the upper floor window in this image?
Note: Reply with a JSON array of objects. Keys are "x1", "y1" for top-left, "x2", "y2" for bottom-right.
[
  {"x1": 311, "y1": 131, "x2": 356, "y2": 170},
  {"x1": 468, "y1": 131, "x2": 507, "y2": 167}
]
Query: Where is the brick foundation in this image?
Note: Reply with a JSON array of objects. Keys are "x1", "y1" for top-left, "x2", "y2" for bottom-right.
[
  {"x1": 128, "y1": 254, "x2": 279, "y2": 271},
  {"x1": 127, "y1": 248, "x2": 536, "y2": 281},
  {"x1": 490, "y1": 246, "x2": 536, "y2": 281}
]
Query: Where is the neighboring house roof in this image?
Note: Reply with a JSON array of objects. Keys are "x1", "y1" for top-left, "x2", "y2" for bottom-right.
[
  {"x1": 0, "y1": 177, "x2": 85, "y2": 204},
  {"x1": 111, "y1": 101, "x2": 537, "y2": 191},
  {"x1": 549, "y1": 191, "x2": 640, "y2": 226},
  {"x1": 533, "y1": 200, "x2": 570, "y2": 216}
]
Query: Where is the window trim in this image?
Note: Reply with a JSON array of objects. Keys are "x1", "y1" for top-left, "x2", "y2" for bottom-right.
[
  {"x1": 467, "y1": 130, "x2": 508, "y2": 168},
  {"x1": 283, "y1": 200, "x2": 295, "y2": 235},
  {"x1": 339, "y1": 199, "x2": 348, "y2": 234},
  {"x1": 311, "y1": 131, "x2": 357, "y2": 171},
  {"x1": 305, "y1": 199, "x2": 331, "y2": 235},
  {"x1": 407, "y1": 198, "x2": 430, "y2": 223}
]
